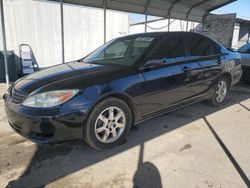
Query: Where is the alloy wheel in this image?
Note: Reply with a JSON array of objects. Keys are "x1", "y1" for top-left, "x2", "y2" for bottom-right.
[
  {"x1": 215, "y1": 80, "x2": 227, "y2": 103},
  {"x1": 94, "y1": 107, "x2": 126, "y2": 143}
]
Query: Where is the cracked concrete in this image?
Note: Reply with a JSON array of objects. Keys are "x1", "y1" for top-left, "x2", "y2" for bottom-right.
[{"x1": 0, "y1": 83, "x2": 250, "y2": 188}]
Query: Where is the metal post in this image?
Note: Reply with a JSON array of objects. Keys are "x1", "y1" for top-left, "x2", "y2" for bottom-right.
[
  {"x1": 202, "y1": 13, "x2": 208, "y2": 33},
  {"x1": 202, "y1": 16, "x2": 205, "y2": 32},
  {"x1": 60, "y1": 0, "x2": 65, "y2": 64},
  {"x1": 103, "y1": 0, "x2": 106, "y2": 43},
  {"x1": 248, "y1": 24, "x2": 250, "y2": 43},
  {"x1": 168, "y1": 17, "x2": 170, "y2": 31},
  {"x1": 0, "y1": 0, "x2": 9, "y2": 87},
  {"x1": 144, "y1": 0, "x2": 151, "y2": 33},
  {"x1": 186, "y1": 20, "x2": 189, "y2": 31}
]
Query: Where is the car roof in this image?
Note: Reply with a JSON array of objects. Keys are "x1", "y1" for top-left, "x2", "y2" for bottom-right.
[
  {"x1": 121, "y1": 31, "x2": 207, "y2": 39},
  {"x1": 118, "y1": 31, "x2": 228, "y2": 54},
  {"x1": 119, "y1": 31, "x2": 227, "y2": 50}
]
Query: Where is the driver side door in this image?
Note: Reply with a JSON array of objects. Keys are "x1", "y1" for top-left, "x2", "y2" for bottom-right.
[{"x1": 138, "y1": 35, "x2": 191, "y2": 117}]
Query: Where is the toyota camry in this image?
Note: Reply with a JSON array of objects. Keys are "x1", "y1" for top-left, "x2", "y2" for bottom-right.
[{"x1": 3, "y1": 32, "x2": 242, "y2": 150}]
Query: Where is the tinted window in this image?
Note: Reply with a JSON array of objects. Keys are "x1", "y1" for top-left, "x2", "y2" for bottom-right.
[
  {"x1": 131, "y1": 37, "x2": 153, "y2": 57},
  {"x1": 149, "y1": 36, "x2": 185, "y2": 63},
  {"x1": 184, "y1": 35, "x2": 219, "y2": 58},
  {"x1": 98, "y1": 40, "x2": 129, "y2": 59},
  {"x1": 84, "y1": 37, "x2": 154, "y2": 66}
]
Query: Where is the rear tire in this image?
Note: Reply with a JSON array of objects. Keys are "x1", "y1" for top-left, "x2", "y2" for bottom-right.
[
  {"x1": 207, "y1": 77, "x2": 230, "y2": 107},
  {"x1": 84, "y1": 97, "x2": 132, "y2": 150}
]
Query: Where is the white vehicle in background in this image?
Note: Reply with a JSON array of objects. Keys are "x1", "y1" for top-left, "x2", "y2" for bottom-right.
[{"x1": 238, "y1": 43, "x2": 250, "y2": 83}]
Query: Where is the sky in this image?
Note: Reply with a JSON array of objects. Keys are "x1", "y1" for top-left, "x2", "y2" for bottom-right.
[
  {"x1": 129, "y1": 0, "x2": 250, "y2": 24},
  {"x1": 213, "y1": 0, "x2": 250, "y2": 19}
]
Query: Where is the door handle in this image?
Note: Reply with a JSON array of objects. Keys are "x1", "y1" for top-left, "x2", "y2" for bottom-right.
[
  {"x1": 182, "y1": 66, "x2": 191, "y2": 82},
  {"x1": 217, "y1": 60, "x2": 222, "y2": 65},
  {"x1": 182, "y1": 66, "x2": 191, "y2": 73}
]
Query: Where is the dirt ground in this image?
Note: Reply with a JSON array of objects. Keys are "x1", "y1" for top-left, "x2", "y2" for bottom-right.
[{"x1": 0, "y1": 83, "x2": 250, "y2": 188}]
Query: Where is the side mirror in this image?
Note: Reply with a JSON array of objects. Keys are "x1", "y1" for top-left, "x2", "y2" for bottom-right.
[{"x1": 228, "y1": 48, "x2": 237, "y2": 52}]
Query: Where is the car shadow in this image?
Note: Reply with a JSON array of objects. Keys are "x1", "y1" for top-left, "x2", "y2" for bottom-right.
[{"x1": 5, "y1": 83, "x2": 250, "y2": 188}]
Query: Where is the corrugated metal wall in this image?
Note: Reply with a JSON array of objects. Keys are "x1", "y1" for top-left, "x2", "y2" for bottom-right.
[{"x1": 0, "y1": 0, "x2": 129, "y2": 67}]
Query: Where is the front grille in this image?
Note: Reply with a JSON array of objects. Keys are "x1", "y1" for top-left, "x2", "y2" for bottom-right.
[{"x1": 11, "y1": 88, "x2": 28, "y2": 104}]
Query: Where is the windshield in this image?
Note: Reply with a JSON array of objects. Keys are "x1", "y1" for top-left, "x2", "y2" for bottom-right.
[{"x1": 83, "y1": 36, "x2": 155, "y2": 66}]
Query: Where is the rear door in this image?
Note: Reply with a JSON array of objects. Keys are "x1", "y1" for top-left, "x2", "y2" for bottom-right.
[
  {"x1": 138, "y1": 35, "x2": 191, "y2": 117},
  {"x1": 183, "y1": 34, "x2": 222, "y2": 97}
]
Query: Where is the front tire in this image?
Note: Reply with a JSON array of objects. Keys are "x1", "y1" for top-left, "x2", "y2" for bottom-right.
[
  {"x1": 84, "y1": 97, "x2": 132, "y2": 150},
  {"x1": 207, "y1": 77, "x2": 230, "y2": 107}
]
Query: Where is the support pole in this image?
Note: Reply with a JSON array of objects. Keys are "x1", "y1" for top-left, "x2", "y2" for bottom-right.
[
  {"x1": 60, "y1": 0, "x2": 65, "y2": 64},
  {"x1": 144, "y1": 0, "x2": 151, "y2": 33},
  {"x1": 202, "y1": 15, "x2": 206, "y2": 32},
  {"x1": 0, "y1": 0, "x2": 9, "y2": 87},
  {"x1": 186, "y1": 20, "x2": 189, "y2": 31},
  {"x1": 103, "y1": 0, "x2": 106, "y2": 43},
  {"x1": 168, "y1": 17, "x2": 170, "y2": 31},
  {"x1": 248, "y1": 32, "x2": 250, "y2": 43},
  {"x1": 167, "y1": 0, "x2": 181, "y2": 32}
]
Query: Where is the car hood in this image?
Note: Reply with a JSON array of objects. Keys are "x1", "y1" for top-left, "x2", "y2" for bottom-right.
[{"x1": 13, "y1": 61, "x2": 125, "y2": 94}]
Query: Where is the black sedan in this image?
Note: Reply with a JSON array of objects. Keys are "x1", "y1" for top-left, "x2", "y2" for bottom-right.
[{"x1": 3, "y1": 32, "x2": 242, "y2": 150}]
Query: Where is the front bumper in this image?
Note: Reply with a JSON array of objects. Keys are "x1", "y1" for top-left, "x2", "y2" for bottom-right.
[{"x1": 3, "y1": 93, "x2": 91, "y2": 144}]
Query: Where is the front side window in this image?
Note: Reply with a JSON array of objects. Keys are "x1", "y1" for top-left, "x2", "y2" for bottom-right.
[
  {"x1": 83, "y1": 37, "x2": 155, "y2": 66},
  {"x1": 184, "y1": 35, "x2": 220, "y2": 58},
  {"x1": 97, "y1": 40, "x2": 129, "y2": 60},
  {"x1": 148, "y1": 36, "x2": 186, "y2": 64}
]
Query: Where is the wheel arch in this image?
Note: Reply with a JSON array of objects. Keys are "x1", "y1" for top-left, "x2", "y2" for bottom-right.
[
  {"x1": 85, "y1": 92, "x2": 137, "y2": 126},
  {"x1": 221, "y1": 72, "x2": 232, "y2": 87},
  {"x1": 209, "y1": 72, "x2": 232, "y2": 97}
]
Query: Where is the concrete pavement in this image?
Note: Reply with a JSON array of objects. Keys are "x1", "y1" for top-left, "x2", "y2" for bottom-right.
[{"x1": 0, "y1": 83, "x2": 250, "y2": 188}]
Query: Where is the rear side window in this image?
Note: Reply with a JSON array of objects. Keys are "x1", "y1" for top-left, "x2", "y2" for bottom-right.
[
  {"x1": 184, "y1": 35, "x2": 220, "y2": 58},
  {"x1": 149, "y1": 36, "x2": 185, "y2": 63}
]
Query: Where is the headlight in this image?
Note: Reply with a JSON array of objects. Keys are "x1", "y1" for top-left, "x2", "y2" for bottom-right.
[{"x1": 22, "y1": 89, "x2": 79, "y2": 108}]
